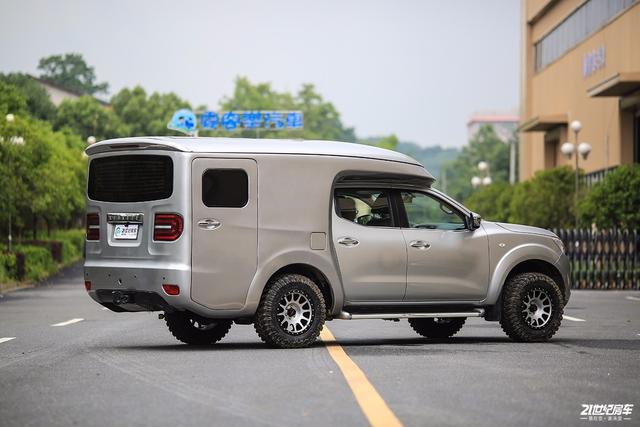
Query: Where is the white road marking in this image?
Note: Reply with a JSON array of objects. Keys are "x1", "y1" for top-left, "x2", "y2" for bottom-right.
[
  {"x1": 625, "y1": 296, "x2": 640, "y2": 302},
  {"x1": 51, "y1": 318, "x2": 84, "y2": 327},
  {"x1": 0, "y1": 337, "x2": 16, "y2": 344},
  {"x1": 563, "y1": 315, "x2": 586, "y2": 322}
]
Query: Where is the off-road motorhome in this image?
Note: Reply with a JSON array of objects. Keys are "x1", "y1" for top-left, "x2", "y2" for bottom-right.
[{"x1": 84, "y1": 137, "x2": 570, "y2": 348}]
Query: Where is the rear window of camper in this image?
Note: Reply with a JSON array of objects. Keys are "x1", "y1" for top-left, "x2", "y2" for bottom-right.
[{"x1": 88, "y1": 155, "x2": 173, "y2": 202}]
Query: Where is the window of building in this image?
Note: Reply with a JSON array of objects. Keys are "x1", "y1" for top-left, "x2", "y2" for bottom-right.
[
  {"x1": 534, "y1": 0, "x2": 638, "y2": 72},
  {"x1": 202, "y1": 169, "x2": 248, "y2": 207},
  {"x1": 399, "y1": 191, "x2": 466, "y2": 231},
  {"x1": 335, "y1": 189, "x2": 393, "y2": 227}
]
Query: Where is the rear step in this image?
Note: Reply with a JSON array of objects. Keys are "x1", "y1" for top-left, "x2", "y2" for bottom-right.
[{"x1": 337, "y1": 309, "x2": 484, "y2": 320}]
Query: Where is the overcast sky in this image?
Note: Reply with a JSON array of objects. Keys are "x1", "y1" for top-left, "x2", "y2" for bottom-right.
[{"x1": 0, "y1": 0, "x2": 520, "y2": 147}]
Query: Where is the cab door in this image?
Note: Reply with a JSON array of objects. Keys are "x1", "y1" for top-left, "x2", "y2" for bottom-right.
[
  {"x1": 398, "y1": 190, "x2": 489, "y2": 301},
  {"x1": 191, "y1": 158, "x2": 257, "y2": 310},
  {"x1": 332, "y1": 188, "x2": 407, "y2": 302}
]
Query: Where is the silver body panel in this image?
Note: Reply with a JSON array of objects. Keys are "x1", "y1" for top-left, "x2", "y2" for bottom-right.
[
  {"x1": 332, "y1": 214, "x2": 407, "y2": 302},
  {"x1": 84, "y1": 137, "x2": 570, "y2": 319}
]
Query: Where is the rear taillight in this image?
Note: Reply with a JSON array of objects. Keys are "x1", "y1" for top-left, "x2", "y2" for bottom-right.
[
  {"x1": 154, "y1": 213, "x2": 183, "y2": 241},
  {"x1": 86, "y1": 213, "x2": 100, "y2": 240},
  {"x1": 84, "y1": 281, "x2": 92, "y2": 291}
]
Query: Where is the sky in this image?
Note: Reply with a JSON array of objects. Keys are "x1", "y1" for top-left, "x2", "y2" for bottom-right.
[{"x1": 0, "y1": 0, "x2": 520, "y2": 148}]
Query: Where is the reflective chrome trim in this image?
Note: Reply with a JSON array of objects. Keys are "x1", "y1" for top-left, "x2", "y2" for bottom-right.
[
  {"x1": 337, "y1": 309, "x2": 484, "y2": 320},
  {"x1": 107, "y1": 213, "x2": 144, "y2": 224}
]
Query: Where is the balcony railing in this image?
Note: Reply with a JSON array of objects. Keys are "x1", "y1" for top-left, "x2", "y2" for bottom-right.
[{"x1": 583, "y1": 166, "x2": 618, "y2": 188}]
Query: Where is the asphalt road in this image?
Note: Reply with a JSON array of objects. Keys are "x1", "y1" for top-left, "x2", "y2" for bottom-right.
[{"x1": 1, "y1": 263, "x2": 638, "y2": 427}]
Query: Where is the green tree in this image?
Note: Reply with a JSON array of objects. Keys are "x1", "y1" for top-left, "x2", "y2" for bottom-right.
[
  {"x1": 578, "y1": 165, "x2": 640, "y2": 229},
  {"x1": 508, "y1": 166, "x2": 576, "y2": 228},
  {"x1": 38, "y1": 53, "x2": 109, "y2": 95},
  {"x1": 0, "y1": 73, "x2": 56, "y2": 121},
  {"x1": 443, "y1": 125, "x2": 510, "y2": 202},
  {"x1": 54, "y1": 96, "x2": 128, "y2": 141},
  {"x1": 215, "y1": 77, "x2": 355, "y2": 141},
  {"x1": 295, "y1": 83, "x2": 355, "y2": 142},
  {"x1": 0, "y1": 81, "x2": 28, "y2": 117},
  {"x1": 464, "y1": 181, "x2": 514, "y2": 222},
  {"x1": 110, "y1": 86, "x2": 191, "y2": 136},
  {"x1": 0, "y1": 115, "x2": 86, "y2": 238}
]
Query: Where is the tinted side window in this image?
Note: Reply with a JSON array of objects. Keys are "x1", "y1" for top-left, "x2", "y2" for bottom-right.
[
  {"x1": 335, "y1": 189, "x2": 393, "y2": 227},
  {"x1": 400, "y1": 191, "x2": 465, "y2": 230},
  {"x1": 202, "y1": 169, "x2": 248, "y2": 207}
]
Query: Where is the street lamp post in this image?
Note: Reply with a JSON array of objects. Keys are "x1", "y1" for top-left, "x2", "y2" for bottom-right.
[
  {"x1": 471, "y1": 161, "x2": 492, "y2": 189},
  {"x1": 561, "y1": 120, "x2": 592, "y2": 229},
  {"x1": 4, "y1": 114, "x2": 25, "y2": 252}
]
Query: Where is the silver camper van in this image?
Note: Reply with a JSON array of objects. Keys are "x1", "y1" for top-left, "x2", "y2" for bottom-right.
[{"x1": 84, "y1": 137, "x2": 570, "y2": 348}]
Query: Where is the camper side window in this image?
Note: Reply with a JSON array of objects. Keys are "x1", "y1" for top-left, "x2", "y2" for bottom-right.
[
  {"x1": 202, "y1": 169, "x2": 248, "y2": 208},
  {"x1": 335, "y1": 189, "x2": 393, "y2": 227}
]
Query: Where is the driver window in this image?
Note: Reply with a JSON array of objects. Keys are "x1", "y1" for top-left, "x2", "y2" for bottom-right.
[
  {"x1": 335, "y1": 189, "x2": 393, "y2": 227},
  {"x1": 401, "y1": 191, "x2": 465, "y2": 230}
]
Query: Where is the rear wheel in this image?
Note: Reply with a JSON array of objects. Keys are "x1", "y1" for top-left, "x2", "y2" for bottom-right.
[
  {"x1": 254, "y1": 273, "x2": 326, "y2": 348},
  {"x1": 409, "y1": 317, "x2": 466, "y2": 339},
  {"x1": 500, "y1": 272, "x2": 563, "y2": 342},
  {"x1": 165, "y1": 312, "x2": 232, "y2": 345}
]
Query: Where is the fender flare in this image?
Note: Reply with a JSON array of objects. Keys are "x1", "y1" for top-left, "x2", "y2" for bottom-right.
[
  {"x1": 243, "y1": 250, "x2": 344, "y2": 316},
  {"x1": 483, "y1": 243, "x2": 561, "y2": 306}
]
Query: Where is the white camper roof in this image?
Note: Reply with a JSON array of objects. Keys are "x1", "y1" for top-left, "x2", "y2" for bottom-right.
[{"x1": 86, "y1": 136, "x2": 424, "y2": 168}]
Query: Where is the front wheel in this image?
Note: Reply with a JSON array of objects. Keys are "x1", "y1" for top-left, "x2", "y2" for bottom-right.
[
  {"x1": 254, "y1": 273, "x2": 326, "y2": 348},
  {"x1": 500, "y1": 272, "x2": 563, "y2": 342},
  {"x1": 165, "y1": 312, "x2": 232, "y2": 345},
  {"x1": 409, "y1": 317, "x2": 466, "y2": 339}
]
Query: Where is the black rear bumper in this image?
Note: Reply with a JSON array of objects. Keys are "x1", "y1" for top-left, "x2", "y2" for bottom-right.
[{"x1": 95, "y1": 289, "x2": 175, "y2": 313}]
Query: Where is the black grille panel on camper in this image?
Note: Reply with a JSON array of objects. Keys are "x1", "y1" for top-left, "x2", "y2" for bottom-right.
[{"x1": 88, "y1": 155, "x2": 173, "y2": 202}]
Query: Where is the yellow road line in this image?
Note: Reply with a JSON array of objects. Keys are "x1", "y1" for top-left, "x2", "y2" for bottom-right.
[{"x1": 320, "y1": 327, "x2": 403, "y2": 427}]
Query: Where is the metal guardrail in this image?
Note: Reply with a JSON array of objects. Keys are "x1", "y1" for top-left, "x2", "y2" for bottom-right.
[{"x1": 552, "y1": 228, "x2": 639, "y2": 290}]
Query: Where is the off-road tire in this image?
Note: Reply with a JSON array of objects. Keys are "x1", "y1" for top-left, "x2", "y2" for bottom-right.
[
  {"x1": 408, "y1": 317, "x2": 466, "y2": 339},
  {"x1": 500, "y1": 272, "x2": 563, "y2": 342},
  {"x1": 165, "y1": 312, "x2": 232, "y2": 345},
  {"x1": 254, "y1": 274, "x2": 326, "y2": 348}
]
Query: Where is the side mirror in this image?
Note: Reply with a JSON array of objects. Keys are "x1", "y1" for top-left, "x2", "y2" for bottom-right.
[{"x1": 468, "y1": 212, "x2": 482, "y2": 230}]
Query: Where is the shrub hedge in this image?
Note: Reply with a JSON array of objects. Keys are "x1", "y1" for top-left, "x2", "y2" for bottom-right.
[{"x1": 0, "y1": 228, "x2": 84, "y2": 284}]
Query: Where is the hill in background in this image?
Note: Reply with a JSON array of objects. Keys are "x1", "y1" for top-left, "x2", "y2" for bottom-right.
[{"x1": 359, "y1": 137, "x2": 459, "y2": 181}]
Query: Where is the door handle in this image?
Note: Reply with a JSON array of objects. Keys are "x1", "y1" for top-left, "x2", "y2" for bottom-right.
[
  {"x1": 338, "y1": 237, "x2": 359, "y2": 247},
  {"x1": 197, "y1": 218, "x2": 221, "y2": 230},
  {"x1": 410, "y1": 240, "x2": 431, "y2": 249}
]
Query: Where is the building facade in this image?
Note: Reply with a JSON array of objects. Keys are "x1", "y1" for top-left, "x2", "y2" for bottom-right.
[
  {"x1": 29, "y1": 75, "x2": 109, "y2": 107},
  {"x1": 467, "y1": 113, "x2": 520, "y2": 143},
  {"x1": 519, "y1": 0, "x2": 640, "y2": 182}
]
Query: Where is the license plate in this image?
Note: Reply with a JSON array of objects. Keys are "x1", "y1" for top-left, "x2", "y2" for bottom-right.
[{"x1": 113, "y1": 224, "x2": 139, "y2": 240}]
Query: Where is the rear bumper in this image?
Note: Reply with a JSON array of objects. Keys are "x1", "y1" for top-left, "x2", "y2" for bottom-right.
[
  {"x1": 95, "y1": 289, "x2": 174, "y2": 312},
  {"x1": 84, "y1": 260, "x2": 193, "y2": 312}
]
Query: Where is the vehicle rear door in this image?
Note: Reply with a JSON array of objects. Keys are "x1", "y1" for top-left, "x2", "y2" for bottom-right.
[
  {"x1": 191, "y1": 158, "x2": 258, "y2": 310},
  {"x1": 332, "y1": 188, "x2": 407, "y2": 302}
]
